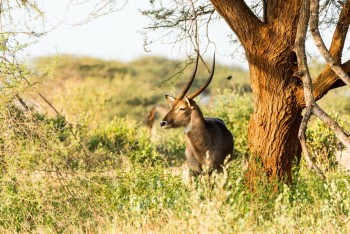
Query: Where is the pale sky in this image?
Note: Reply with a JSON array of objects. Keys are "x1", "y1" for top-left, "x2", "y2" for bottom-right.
[{"x1": 20, "y1": 0, "x2": 350, "y2": 68}]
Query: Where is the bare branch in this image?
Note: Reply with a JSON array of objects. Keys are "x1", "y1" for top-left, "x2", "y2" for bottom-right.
[
  {"x1": 328, "y1": 1, "x2": 350, "y2": 62},
  {"x1": 293, "y1": 0, "x2": 325, "y2": 179},
  {"x1": 299, "y1": 109, "x2": 326, "y2": 179},
  {"x1": 15, "y1": 94, "x2": 29, "y2": 111},
  {"x1": 310, "y1": 0, "x2": 350, "y2": 87},
  {"x1": 262, "y1": 0, "x2": 267, "y2": 23},
  {"x1": 312, "y1": 105, "x2": 350, "y2": 148},
  {"x1": 313, "y1": 60, "x2": 350, "y2": 100},
  {"x1": 190, "y1": 0, "x2": 210, "y2": 74},
  {"x1": 294, "y1": 0, "x2": 350, "y2": 179},
  {"x1": 296, "y1": 1, "x2": 350, "y2": 107},
  {"x1": 20, "y1": 0, "x2": 44, "y2": 17},
  {"x1": 143, "y1": 9, "x2": 215, "y2": 30}
]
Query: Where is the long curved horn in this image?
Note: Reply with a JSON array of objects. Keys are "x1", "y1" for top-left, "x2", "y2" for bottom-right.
[
  {"x1": 177, "y1": 54, "x2": 199, "y2": 100},
  {"x1": 188, "y1": 53, "x2": 215, "y2": 99}
]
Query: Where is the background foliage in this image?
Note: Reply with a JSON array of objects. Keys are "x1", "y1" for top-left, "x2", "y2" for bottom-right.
[
  {"x1": 1, "y1": 55, "x2": 350, "y2": 232},
  {"x1": 33, "y1": 55, "x2": 350, "y2": 125},
  {"x1": 33, "y1": 54, "x2": 250, "y2": 124},
  {"x1": 1, "y1": 0, "x2": 350, "y2": 232}
]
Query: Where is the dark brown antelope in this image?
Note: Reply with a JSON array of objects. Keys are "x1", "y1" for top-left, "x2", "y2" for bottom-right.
[{"x1": 160, "y1": 54, "x2": 234, "y2": 176}]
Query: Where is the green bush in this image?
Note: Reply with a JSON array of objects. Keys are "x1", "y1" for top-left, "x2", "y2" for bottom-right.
[{"x1": 87, "y1": 117, "x2": 160, "y2": 164}]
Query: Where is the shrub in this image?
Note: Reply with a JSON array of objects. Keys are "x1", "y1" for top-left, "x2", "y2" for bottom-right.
[{"x1": 87, "y1": 117, "x2": 160, "y2": 164}]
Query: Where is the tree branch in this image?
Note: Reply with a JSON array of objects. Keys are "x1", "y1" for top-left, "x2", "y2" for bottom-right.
[
  {"x1": 263, "y1": 0, "x2": 281, "y2": 23},
  {"x1": 296, "y1": 0, "x2": 350, "y2": 107},
  {"x1": 310, "y1": 0, "x2": 350, "y2": 86},
  {"x1": 312, "y1": 60, "x2": 350, "y2": 101},
  {"x1": 262, "y1": 0, "x2": 267, "y2": 23},
  {"x1": 274, "y1": 0, "x2": 304, "y2": 23},
  {"x1": 20, "y1": 0, "x2": 44, "y2": 17},
  {"x1": 295, "y1": 60, "x2": 349, "y2": 107},
  {"x1": 328, "y1": 0, "x2": 350, "y2": 63},
  {"x1": 293, "y1": 0, "x2": 326, "y2": 180},
  {"x1": 294, "y1": 0, "x2": 350, "y2": 180},
  {"x1": 312, "y1": 105, "x2": 350, "y2": 149},
  {"x1": 258, "y1": 0, "x2": 304, "y2": 28},
  {"x1": 190, "y1": 0, "x2": 210, "y2": 74},
  {"x1": 209, "y1": 0, "x2": 263, "y2": 47}
]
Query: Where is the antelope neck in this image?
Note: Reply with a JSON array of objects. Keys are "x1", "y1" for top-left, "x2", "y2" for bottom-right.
[
  {"x1": 184, "y1": 108, "x2": 209, "y2": 162},
  {"x1": 184, "y1": 108, "x2": 206, "y2": 136}
]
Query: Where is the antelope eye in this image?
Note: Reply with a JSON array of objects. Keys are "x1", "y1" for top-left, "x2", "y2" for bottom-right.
[{"x1": 179, "y1": 107, "x2": 186, "y2": 111}]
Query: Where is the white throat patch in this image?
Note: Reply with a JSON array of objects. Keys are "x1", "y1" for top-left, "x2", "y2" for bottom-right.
[{"x1": 183, "y1": 120, "x2": 192, "y2": 134}]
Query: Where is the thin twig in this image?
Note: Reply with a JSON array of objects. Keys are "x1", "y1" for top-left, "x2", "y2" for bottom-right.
[
  {"x1": 190, "y1": 0, "x2": 210, "y2": 74},
  {"x1": 15, "y1": 94, "x2": 29, "y2": 111}
]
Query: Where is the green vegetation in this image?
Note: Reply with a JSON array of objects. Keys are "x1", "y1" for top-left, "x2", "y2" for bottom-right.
[
  {"x1": 1, "y1": 56, "x2": 350, "y2": 233},
  {"x1": 34, "y1": 55, "x2": 250, "y2": 124},
  {"x1": 34, "y1": 55, "x2": 350, "y2": 126},
  {"x1": 2, "y1": 0, "x2": 350, "y2": 232}
]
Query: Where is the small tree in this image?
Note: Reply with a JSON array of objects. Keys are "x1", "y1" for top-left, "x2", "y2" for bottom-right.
[{"x1": 141, "y1": 0, "x2": 350, "y2": 183}]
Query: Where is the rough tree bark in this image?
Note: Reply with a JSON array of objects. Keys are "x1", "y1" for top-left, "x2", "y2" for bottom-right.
[{"x1": 209, "y1": 0, "x2": 350, "y2": 184}]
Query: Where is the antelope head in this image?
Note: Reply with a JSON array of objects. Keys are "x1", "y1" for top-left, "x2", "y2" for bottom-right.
[{"x1": 160, "y1": 53, "x2": 215, "y2": 130}]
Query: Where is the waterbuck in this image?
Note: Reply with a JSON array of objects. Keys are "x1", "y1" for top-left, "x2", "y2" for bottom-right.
[{"x1": 160, "y1": 54, "x2": 234, "y2": 176}]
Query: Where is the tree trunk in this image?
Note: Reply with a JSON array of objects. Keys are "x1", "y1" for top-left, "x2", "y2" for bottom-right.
[
  {"x1": 208, "y1": 0, "x2": 350, "y2": 184},
  {"x1": 246, "y1": 56, "x2": 303, "y2": 184},
  {"x1": 208, "y1": 0, "x2": 304, "y2": 184}
]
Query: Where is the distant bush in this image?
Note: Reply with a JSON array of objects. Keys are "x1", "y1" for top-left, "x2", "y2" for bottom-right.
[
  {"x1": 33, "y1": 55, "x2": 251, "y2": 124},
  {"x1": 33, "y1": 55, "x2": 350, "y2": 127}
]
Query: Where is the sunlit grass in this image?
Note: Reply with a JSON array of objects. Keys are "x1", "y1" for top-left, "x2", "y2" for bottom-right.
[{"x1": 1, "y1": 56, "x2": 350, "y2": 233}]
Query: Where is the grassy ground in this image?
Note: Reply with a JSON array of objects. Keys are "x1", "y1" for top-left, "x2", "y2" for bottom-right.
[{"x1": 1, "y1": 56, "x2": 350, "y2": 233}]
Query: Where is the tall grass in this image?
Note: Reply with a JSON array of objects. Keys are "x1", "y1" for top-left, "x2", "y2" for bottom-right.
[{"x1": 1, "y1": 57, "x2": 350, "y2": 233}]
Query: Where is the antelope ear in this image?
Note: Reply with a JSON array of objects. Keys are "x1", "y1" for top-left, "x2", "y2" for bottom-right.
[
  {"x1": 165, "y1": 95, "x2": 176, "y2": 104},
  {"x1": 184, "y1": 96, "x2": 195, "y2": 109}
]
